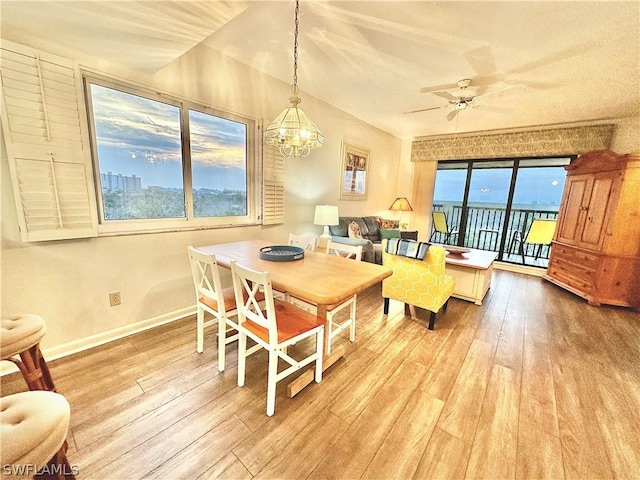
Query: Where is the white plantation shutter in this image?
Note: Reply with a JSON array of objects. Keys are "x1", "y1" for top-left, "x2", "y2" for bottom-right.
[
  {"x1": 262, "y1": 145, "x2": 285, "y2": 225},
  {"x1": 0, "y1": 40, "x2": 98, "y2": 242}
]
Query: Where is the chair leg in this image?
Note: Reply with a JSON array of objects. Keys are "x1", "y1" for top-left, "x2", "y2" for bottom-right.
[
  {"x1": 11, "y1": 344, "x2": 57, "y2": 392},
  {"x1": 237, "y1": 332, "x2": 247, "y2": 387},
  {"x1": 429, "y1": 311, "x2": 436, "y2": 330},
  {"x1": 266, "y1": 350, "x2": 278, "y2": 417},
  {"x1": 217, "y1": 316, "x2": 226, "y2": 372},
  {"x1": 383, "y1": 297, "x2": 390, "y2": 314},
  {"x1": 326, "y1": 311, "x2": 333, "y2": 355},
  {"x1": 196, "y1": 307, "x2": 205, "y2": 353},
  {"x1": 349, "y1": 298, "x2": 356, "y2": 342},
  {"x1": 534, "y1": 244, "x2": 543, "y2": 260},
  {"x1": 314, "y1": 331, "x2": 323, "y2": 383},
  {"x1": 41, "y1": 441, "x2": 76, "y2": 479},
  {"x1": 443, "y1": 299, "x2": 450, "y2": 311}
]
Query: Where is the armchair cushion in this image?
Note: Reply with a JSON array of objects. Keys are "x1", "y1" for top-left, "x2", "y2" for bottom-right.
[
  {"x1": 384, "y1": 238, "x2": 430, "y2": 260},
  {"x1": 382, "y1": 239, "x2": 455, "y2": 318}
]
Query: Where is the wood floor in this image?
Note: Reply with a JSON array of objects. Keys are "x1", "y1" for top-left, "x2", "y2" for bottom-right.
[{"x1": 2, "y1": 270, "x2": 639, "y2": 479}]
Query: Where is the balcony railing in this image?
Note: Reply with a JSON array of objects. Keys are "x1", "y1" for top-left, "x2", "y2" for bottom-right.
[{"x1": 431, "y1": 204, "x2": 559, "y2": 267}]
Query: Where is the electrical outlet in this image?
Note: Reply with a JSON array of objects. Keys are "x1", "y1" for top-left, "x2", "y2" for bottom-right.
[{"x1": 109, "y1": 291, "x2": 121, "y2": 306}]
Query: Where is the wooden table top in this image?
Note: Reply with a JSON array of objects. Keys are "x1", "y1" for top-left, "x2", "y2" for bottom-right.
[
  {"x1": 439, "y1": 246, "x2": 498, "y2": 270},
  {"x1": 198, "y1": 239, "x2": 392, "y2": 306}
]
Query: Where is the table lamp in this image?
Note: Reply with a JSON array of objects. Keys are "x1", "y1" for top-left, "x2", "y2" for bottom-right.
[
  {"x1": 388, "y1": 197, "x2": 413, "y2": 229},
  {"x1": 314, "y1": 205, "x2": 339, "y2": 248}
]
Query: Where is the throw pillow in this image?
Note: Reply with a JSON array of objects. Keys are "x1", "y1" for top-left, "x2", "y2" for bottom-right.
[
  {"x1": 385, "y1": 238, "x2": 430, "y2": 260},
  {"x1": 380, "y1": 228, "x2": 401, "y2": 240},
  {"x1": 378, "y1": 218, "x2": 399, "y2": 229},
  {"x1": 348, "y1": 221, "x2": 362, "y2": 239}
]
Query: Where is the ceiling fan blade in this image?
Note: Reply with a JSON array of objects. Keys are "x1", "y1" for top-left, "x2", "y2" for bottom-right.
[
  {"x1": 475, "y1": 84, "x2": 526, "y2": 102},
  {"x1": 419, "y1": 82, "x2": 458, "y2": 94},
  {"x1": 403, "y1": 105, "x2": 446, "y2": 114},
  {"x1": 463, "y1": 46, "x2": 497, "y2": 78},
  {"x1": 446, "y1": 109, "x2": 459, "y2": 121},
  {"x1": 507, "y1": 42, "x2": 597, "y2": 76},
  {"x1": 431, "y1": 90, "x2": 458, "y2": 101}
]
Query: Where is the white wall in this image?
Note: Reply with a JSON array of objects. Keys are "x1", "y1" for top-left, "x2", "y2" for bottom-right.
[{"x1": 1, "y1": 41, "x2": 403, "y2": 359}]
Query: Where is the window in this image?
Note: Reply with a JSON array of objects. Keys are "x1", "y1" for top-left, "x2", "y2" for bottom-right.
[
  {"x1": 432, "y1": 157, "x2": 572, "y2": 267},
  {"x1": 85, "y1": 76, "x2": 257, "y2": 233}
]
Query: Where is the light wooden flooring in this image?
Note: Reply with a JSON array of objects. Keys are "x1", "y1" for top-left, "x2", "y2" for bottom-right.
[{"x1": 2, "y1": 270, "x2": 639, "y2": 479}]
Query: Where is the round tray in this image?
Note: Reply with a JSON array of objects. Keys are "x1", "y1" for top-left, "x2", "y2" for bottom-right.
[
  {"x1": 259, "y1": 245, "x2": 305, "y2": 262},
  {"x1": 444, "y1": 245, "x2": 471, "y2": 256}
]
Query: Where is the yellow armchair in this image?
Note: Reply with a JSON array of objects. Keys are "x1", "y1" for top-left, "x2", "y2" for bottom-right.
[{"x1": 382, "y1": 239, "x2": 455, "y2": 330}]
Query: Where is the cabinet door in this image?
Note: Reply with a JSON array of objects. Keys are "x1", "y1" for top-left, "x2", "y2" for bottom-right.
[
  {"x1": 578, "y1": 172, "x2": 618, "y2": 250},
  {"x1": 556, "y1": 175, "x2": 589, "y2": 244}
]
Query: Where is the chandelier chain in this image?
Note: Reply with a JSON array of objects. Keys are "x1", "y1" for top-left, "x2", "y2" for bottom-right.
[{"x1": 292, "y1": 0, "x2": 300, "y2": 95}]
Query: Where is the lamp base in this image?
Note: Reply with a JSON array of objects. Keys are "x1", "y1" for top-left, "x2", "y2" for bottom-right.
[{"x1": 318, "y1": 225, "x2": 332, "y2": 249}]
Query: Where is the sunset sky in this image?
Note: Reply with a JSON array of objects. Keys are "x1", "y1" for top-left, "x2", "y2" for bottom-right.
[{"x1": 90, "y1": 83, "x2": 247, "y2": 191}]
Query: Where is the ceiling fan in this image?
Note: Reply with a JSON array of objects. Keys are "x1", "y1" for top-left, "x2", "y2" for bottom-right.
[{"x1": 405, "y1": 78, "x2": 526, "y2": 121}]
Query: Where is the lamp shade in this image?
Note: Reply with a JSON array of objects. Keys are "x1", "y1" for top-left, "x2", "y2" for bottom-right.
[
  {"x1": 264, "y1": 95, "x2": 324, "y2": 158},
  {"x1": 388, "y1": 197, "x2": 413, "y2": 212},
  {"x1": 313, "y1": 205, "x2": 339, "y2": 226}
]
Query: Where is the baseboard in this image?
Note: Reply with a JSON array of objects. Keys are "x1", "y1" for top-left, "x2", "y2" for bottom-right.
[
  {"x1": 1, "y1": 307, "x2": 196, "y2": 377},
  {"x1": 494, "y1": 261, "x2": 547, "y2": 277}
]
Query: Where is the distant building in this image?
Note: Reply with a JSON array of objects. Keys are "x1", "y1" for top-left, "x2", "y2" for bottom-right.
[{"x1": 101, "y1": 172, "x2": 142, "y2": 192}]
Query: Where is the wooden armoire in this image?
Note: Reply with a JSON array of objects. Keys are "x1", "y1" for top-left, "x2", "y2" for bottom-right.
[{"x1": 544, "y1": 150, "x2": 640, "y2": 309}]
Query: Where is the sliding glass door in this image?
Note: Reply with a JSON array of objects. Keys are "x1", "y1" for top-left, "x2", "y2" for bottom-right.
[{"x1": 431, "y1": 157, "x2": 571, "y2": 267}]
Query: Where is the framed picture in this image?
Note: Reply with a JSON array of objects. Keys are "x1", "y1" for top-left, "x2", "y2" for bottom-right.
[{"x1": 339, "y1": 142, "x2": 370, "y2": 200}]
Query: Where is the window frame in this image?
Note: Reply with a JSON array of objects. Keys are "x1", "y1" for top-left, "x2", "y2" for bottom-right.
[
  {"x1": 432, "y1": 156, "x2": 574, "y2": 265},
  {"x1": 83, "y1": 73, "x2": 260, "y2": 235}
]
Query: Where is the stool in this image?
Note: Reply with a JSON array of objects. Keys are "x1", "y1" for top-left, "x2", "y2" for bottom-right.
[
  {"x1": 0, "y1": 391, "x2": 75, "y2": 479},
  {"x1": 1, "y1": 315, "x2": 56, "y2": 392}
]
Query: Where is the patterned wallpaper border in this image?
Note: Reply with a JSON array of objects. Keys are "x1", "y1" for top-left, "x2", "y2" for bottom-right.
[{"x1": 411, "y1": 124, "x2": 615, "y2": 162}]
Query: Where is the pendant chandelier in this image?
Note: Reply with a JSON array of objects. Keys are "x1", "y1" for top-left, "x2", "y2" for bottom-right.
[{"x1": 263, "y1": 0, "x2": 324, "y2": 158}]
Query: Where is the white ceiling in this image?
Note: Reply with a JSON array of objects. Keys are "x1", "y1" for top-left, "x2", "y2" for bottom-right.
[{"x1": 1, "y1": 1, "x2": 639, "y2": 139}]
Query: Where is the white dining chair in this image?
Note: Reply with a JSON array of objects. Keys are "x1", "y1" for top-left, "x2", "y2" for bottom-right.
[
  {"x1": 324, "y1": 240, "x2": 363, "y2": 353},
  {"x1": 230, "y1": 260, "x2": 324, "y2": 416},
  {"x1": 274, "y1": 234, "x2": 319, "y2": 302},
  {"x1": 288, "y1": 233, "x2": 318, "y2": 251},
  {"x1": 187, "y1": 246, "x2": 240, "y2": 371}
]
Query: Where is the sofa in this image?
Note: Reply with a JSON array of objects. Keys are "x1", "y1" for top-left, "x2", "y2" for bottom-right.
[{"x1": 329, "y1": 216, "x2": 400, "y2": 264}]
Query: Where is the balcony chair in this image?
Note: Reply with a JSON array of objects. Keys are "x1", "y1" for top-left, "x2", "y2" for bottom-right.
[
  {"x1": 382, "y1": 239, "x2": 455, "y2": 330},
  {"x1": 509, "y1": 218, "x2": 557, "y2": 264},
  {"x1": 430, "y1": 211, "x2": 459, "y2": 244},
  {"x1": 187, "y1": 246, "x2": 242, "y2": 371},
  {"x1": 230, "y1": 260, "x2": 324, "y2": 417}
]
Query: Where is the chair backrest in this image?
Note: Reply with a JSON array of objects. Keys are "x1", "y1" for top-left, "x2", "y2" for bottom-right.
[
  {"x1": 229, "y1": 260, "x2": 278, "y2": 345},
  {"x1": 525, "y1": 219, "x2": 557, "y2": 245},
  {"x1": 187, "y1": 246, "x2": 225, "y2": 309},
  {"x1": 288, "y1": 233, "x2": 317, "y2": 251},
  {"x1": 432, "y1": 211, "x2": 450, "y2": 234},
  {"x1": 326, "y1": 240, "x2": 363, "y2": 261}
]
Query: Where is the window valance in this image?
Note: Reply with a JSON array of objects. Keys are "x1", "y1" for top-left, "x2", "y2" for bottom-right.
[{"x1": 411, "y1": 124, "x2": 615, "y2": 162}]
